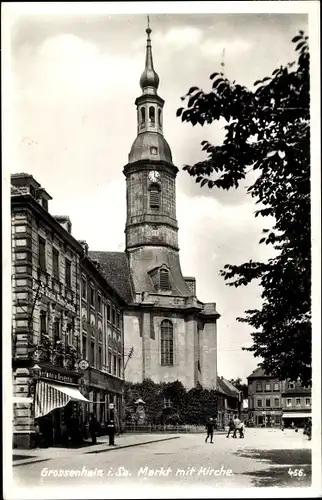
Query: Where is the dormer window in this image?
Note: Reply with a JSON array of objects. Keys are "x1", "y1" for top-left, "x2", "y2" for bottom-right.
[
  {"x1": 149, "y1": 184, "x2": 160, "y2": 210},
  {"x1": 160, "y1": 268, "x2": 170, "y2": 290},
  {"x1": 149, "y1": 106, "x2": 155, "y2": 126}
]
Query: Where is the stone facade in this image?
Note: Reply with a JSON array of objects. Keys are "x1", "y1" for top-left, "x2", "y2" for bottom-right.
[
  {"x1": 105, "y1": 25, "x2": 219, "y2": 391},
  {"x1": 11, "y1": 174, "x2": 125, "y2": 448}
]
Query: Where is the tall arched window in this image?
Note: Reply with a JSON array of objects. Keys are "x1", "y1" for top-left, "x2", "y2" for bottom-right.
[
  {"x1": 149, "y1": 106, "x2": 155, "y2": 126},
  {"x1": 149, "y1": 184, "x2": 160, "y2": 210},
  {"x1": 158, "y1": 108, "x2": 162, "y2": 127},
  {"x1": 140, "y1": 107, "x2": 146, "y2": 125},
  {"x1": 160, "y1": 320, "x2": 173, "y2": 366}
]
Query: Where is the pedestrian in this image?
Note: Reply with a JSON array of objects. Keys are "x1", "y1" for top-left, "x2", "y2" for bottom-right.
[
  {"x1": 239, "y1": 421, "x2": 245, "y2": 438},
  {"x1": 89, "y1": 413, "x2": 98, "y2": 445},
  {"x1": 226, "y1": 417, "x2": 235, "y2": 438},
  {"x1": 232, "y1": 414, "x2": 241, "y2": 438},
  {"x1": 205, "y1": 417, "x2": 215, "y2": 443},
  {"x1": 107, "y1": 419, "x2": 117, "y2": 446}
]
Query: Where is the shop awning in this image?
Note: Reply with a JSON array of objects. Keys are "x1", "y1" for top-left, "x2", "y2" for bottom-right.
[
  {"x1": 47, "y1": 383, "x2": 90, "y2": 402},
  {"x1": 35, "y1": 380, "x2": 90, "y2": 419},
  {"x1": 282, "y1": 412, "x2": 311, "y2": 419}
]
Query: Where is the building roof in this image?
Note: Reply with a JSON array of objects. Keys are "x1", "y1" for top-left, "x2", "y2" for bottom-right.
[
  {"x1": 89, "y1": 251, "x2": 133, "y2": 304},
  {"x1": 217, "y1": 377, "x2": 240, "y2": 398},
  {"x1": 247, "y1": 367, "x2": 272, "y2": 379}
]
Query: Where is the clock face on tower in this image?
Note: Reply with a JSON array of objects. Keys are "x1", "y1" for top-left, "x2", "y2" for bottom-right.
[{"x1": 148, "y1": 170, "x2": 160, "y2": 183}]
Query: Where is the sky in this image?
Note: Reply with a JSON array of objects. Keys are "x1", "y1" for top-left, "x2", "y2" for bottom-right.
[{"x1": 3, "y1": 3, "x2": 311, "y2": 382}]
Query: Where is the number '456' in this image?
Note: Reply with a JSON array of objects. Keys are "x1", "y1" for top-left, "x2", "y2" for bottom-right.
[{"x1": 288, "y1": 468, "x2": 305, "y2": 477}]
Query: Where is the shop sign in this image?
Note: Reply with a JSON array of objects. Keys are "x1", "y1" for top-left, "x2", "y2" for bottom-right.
[{"x1": 40, "y1": 369, "x2": 77, "y2": 385}]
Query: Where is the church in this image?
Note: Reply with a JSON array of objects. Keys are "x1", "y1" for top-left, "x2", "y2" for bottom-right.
[{"x1": 90, "y1": 22, "x2": 220, "y2": 390}]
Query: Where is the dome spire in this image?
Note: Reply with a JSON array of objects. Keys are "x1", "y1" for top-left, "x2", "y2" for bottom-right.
[{"x1": 140, "y1": 16, "x2": 160, "y2": 91}]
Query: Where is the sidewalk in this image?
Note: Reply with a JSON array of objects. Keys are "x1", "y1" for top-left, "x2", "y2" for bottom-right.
[{"x1": 12, "y1": 433, "x2": 180, "y2": 467}]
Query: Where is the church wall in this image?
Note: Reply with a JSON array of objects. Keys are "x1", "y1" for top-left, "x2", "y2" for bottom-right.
[
  {"x1": 199, "y1": 320, "x2": 217, "y2": 390},
  {"x1": 123, "y1": 311, "x2": 143, "y2": 383}
]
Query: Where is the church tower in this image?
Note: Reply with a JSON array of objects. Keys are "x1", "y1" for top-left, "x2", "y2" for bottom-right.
[
  {"x1": 92, "y1": 20, "x2": 219, "y2": 390},
  {"x1": 124, "y1": 20, "x2": 192, "y2": 297}
]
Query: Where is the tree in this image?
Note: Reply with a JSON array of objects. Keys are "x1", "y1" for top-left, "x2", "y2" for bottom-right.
[
  {"x1": 177, "y1": 32, "x2": 311, "y2": 385},
  {"x1": 229, "y1": 378, "x2": 248, "y2": 399}
]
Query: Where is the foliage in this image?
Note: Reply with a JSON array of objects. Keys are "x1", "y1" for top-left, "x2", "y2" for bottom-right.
[
  {"x1": 229, "y1": 378, "x2": 248, "y2": 399},
  {"x1": 124, "y1": 379, "x2": 221, "y2": 425},
  {"x1": 177, "y1": 32, "x2": 311, "y2": 385}
]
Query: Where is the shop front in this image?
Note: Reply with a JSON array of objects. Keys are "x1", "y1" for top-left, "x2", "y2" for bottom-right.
[
  {"x1": 81, "y1": 368, "x2": 124, "y2": 435},
  {"x1": 32, "y1": 364, "x2": 90, "y2": 447},
  {"x1": 254, "y1": 410, "x2": 282, "y2": 427},
  {"x1": 282, "y1": 411, "x2": 311, "y2": 428}
]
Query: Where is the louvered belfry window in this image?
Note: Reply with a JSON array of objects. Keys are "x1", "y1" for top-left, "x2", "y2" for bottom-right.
[
  {"x1": 160, "y1": 268, "x2": 170, "y2": 290},
  {"x1": 161, "y1": 320, "x2": 173, "y2": 366},
  {"x1": 149, "y1": 184, "x2": 160, "y2": 210}
]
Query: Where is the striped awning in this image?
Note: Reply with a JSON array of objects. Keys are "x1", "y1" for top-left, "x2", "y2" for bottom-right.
[{"x1": 35, "y1": 380, "x2": 89, "y2": 419}]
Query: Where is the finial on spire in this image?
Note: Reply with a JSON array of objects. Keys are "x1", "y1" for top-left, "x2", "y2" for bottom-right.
[{"x1": 139, "y1": 15, "x2": 159, "y2": 91}]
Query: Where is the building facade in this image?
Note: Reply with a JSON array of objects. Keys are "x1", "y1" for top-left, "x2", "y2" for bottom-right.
[
  {"x1": 79, "y1": 248, "x2": 125, "y2": 429},
  {"x1": 216, "y1": 377, "x2": 242, "y2": 428},
  {"x1": 11, "y1": 174, "x2": 125, "y2": 448},
  {"x1": 247, "y1": 367, "x2": 311, "y2": 427},
  {"x1": 247, "y1": 368, "x2": 283, "y2": 427},
  {"x1": 281, "y1": 380, "x2": 311, "y2": 428},
  {"x1": 91, "y1": 23, "x2": 219, "y2": 391}
]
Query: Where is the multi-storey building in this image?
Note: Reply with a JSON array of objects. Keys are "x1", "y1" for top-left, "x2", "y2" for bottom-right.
[
  {"x1": 79, "y1": 246, "x2": 125, "y2": 428},
  {"x1": 247, "y1": 367, "x2": 311, "y2": 427},
  {"x1": 247, "y1": 367, "x2": 283, "y2": 427},
  {"x1": 281, "y1": 380, "x2": 311, "y2": 428},
  {"x1": 90, "y1": 22, "x2": 220, "y2": 390},
  {"x1": 11, "y1": 174, "x2": 125, "y2": 448}
]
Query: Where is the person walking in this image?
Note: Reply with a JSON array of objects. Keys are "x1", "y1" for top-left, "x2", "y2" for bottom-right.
[
  {"x1": 205, "y1": 417, "x2": 215, "y2": 443},
  {"x1": 232, "y1": 415, "x2": 241, "y2": 438},
  {"x1": 89, "y1": 413, "x2": 98, "y2": 445},
  {"x1": 226, "y1": 417, "x2": 235, "y2": 438},
  {"x1": 239, "y1": 420, "x2": 245, "y2": 438}
]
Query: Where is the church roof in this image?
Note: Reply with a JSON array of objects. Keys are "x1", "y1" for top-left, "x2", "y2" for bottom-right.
[{"x1": 88, "y1": 251, "x2": 133, "y2": 304}]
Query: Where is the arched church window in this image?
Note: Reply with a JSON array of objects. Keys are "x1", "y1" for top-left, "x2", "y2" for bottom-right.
[
  {"x1": 158, "y1": 109, "x2": 162, "y2": 127},
  {"x1": 140, "y1": 107, "x2": 146, "y2": 125},
  {"x1": 149, "y1": 106, "x2": 155, "y2": 126},
  {"x1": 160, "y1": 320, "x2": 173, "y2": 366},
  {"x1": 149, "y1": 184, "x2": 160, "y2": 210},
  {"x1": 160, "y1": 268, "x2": 170, "y2": 291}
]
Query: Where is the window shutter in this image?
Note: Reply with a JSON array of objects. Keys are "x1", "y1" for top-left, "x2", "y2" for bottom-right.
[
  {"x1": 160, "y1": 269, "x2": 169, "y2": 290},
  {"x1": 150, "y1": 186, "x2": 160, "y2": 209}
]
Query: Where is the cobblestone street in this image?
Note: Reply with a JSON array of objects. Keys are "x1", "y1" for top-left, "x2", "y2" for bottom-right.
[{"x1": 9, "y1": 428, "x2": 312, "y2": 498}]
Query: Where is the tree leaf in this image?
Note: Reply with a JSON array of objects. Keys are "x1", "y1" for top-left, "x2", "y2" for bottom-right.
[
  {"x1": 292, "y1": 35, "x2": 302, "y2": 43},
  {"x1": 176, "y1": 107, "x2": 184, "y2": 117}
]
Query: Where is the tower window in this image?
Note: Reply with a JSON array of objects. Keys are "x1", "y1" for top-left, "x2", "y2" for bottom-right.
[
  {"x1": 149, "y1": 184, "x2": 160, "y2": 210},
  {"x1": 161, "y1": 320, "x2": 173, "y2": 366},
  {"x1": 158, "y1": 109, "x2": 162, "y2": 126},
  {"x1": 140, "y1": 107, "x2": 146, "y2": 125},
  {"x1": 149, "y1": 106, "x2": 155, "y2": 126},
  {"x1": 160, "y1": 268, "x2": 170, "y2": 290}
]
